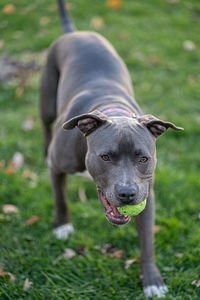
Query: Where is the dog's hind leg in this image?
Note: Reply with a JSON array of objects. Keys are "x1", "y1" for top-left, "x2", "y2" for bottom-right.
[
  {"x1": 50, "y1": 169, "x2": 74, "y2": 239},
  {"x1": 40, "y1": 52, "x2": 59, "y2": 157}
]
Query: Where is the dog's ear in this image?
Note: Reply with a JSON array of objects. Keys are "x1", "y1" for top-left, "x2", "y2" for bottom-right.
[
  {"x1": 62, "y1": 110, "x2": 108, "y2": 136},
  {"x1": 138, "y1": 114, "x2": 184, "y2": 138}
]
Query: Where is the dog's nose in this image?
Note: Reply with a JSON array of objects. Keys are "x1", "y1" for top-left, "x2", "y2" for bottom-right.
[{"x1": 116, "y1": 185, "x2": 138, "y2": 204}]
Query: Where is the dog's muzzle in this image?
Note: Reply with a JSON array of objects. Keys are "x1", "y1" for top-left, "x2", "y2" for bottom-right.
[{"x1": 97, "y1": 189, "x2": 131, "y2": 225}]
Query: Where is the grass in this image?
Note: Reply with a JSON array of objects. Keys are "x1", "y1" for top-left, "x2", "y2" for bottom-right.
[{"x1": 0, "y1": 0, "x2": 200, "y2": 299}]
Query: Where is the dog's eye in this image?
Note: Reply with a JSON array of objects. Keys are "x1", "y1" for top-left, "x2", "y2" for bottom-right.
[
  {"x1": 139, "y1": 156, "x2": 148, "y2": 163},
  {"x1": 101, "y1": 154, "x2": 110, "y2": 161}
]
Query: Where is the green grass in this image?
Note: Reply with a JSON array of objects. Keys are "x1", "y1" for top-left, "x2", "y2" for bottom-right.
[{"x1": 0, "y1": 0, "x2": 200, "y2": 299}]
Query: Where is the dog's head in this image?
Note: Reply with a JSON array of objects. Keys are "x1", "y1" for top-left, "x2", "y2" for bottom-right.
[{"x1": 63, "y1": 110, "x2": 183, "y2": 225}]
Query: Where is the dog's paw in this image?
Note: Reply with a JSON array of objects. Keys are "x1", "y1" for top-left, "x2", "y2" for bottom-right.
[
  {"x1": 144, "y1": 285, "x2": 168, "y2": 298},
  {"x1": 53, "y1": 223, "x2": 74, "y2": 239}
]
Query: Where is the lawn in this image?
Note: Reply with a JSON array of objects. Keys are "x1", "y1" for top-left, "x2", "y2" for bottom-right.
[{"x1": 0, "y1": 0, "x2": 200, "y2": 299}]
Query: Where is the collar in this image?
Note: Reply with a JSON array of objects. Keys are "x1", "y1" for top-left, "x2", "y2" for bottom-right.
[{"x1": 102, "y1": 107, "x2": 135, "y2": 118}]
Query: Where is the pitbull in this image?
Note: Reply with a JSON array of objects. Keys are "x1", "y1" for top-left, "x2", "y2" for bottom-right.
[{"x1": 40, "y1": 0, "x2": 183, "y2": 298}]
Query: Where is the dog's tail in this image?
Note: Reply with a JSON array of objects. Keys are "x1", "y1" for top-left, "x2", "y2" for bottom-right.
[{"x1": 57, "y1": 0, "x2": 75, "y2": 33}]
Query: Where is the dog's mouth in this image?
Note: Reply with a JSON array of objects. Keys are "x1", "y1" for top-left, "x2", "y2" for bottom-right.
[{"x1": 97, "y1": 189, "x2": 131, "y2": 225}]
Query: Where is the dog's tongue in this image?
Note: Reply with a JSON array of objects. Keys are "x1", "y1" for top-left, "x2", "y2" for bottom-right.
[{"x1": 98, "y1": 190, "x2": 131, "y2": 225}]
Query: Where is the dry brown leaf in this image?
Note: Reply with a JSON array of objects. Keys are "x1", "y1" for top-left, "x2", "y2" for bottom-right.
[
  {"x1": 110, "y1": 249, "x2": 124, "y2": 258},
  {"x1": 78, "y1": 187, "x2": 87, "y2": 202},
  {"x1": 191, "y1": 280, "x2": 200, "y2": 287},
  {"x1": 0, "y1": 267, "x2": 9, "y2": 277},
  {"x1": 2, "y1": 204, "x2": 19, "y2": 214},
  {"x1": 6, "y1": 161, "x2": 14, "y2": 175},
  {"x1": 90, "y1": 17, "x2": 105, "y2": 30},
  {"x1": 23, "y1": 278, "x2": 33, "y2": 291},
  {"x1": 75, "y1": 246, "x2": 87, "y2": 256},
  {"x1": 3, "y1": 4, "x2": 16, "y2": 14},
  {"x1": 22, "y1": 116, "x2": 35, "y2": 131},
  {"x1": 65, "y1": 2, "x2": 73, "y2": 10},
  {"x1": 106, "y1": 0, "x2": 122, "y2": 9},
  {"x1": 25, "y1": 215, "x2": 39, "y2": 225},
  {"x1": 15, "y1": 86, "x2": 24, "y2": 98},
  {"x1": 22, "y1": 170, "x2": 38, "y2": 180},
  {"x1": 53, "y1": 248, "x2": 76, "y2": 264},
  {"x1": 154, "y1": 225, "x2": 161, "y2": 234},
  {"x1": 101, "y1": 244, "x2": 124, "y2": 258},
  {"x1": 125, "y1": 258, "x2": 138, "y2": 269},
  {"x1": 0, "y1": 40, "x2": 4, "y2": 50},
  {"x1": 40, "y1": 16, "x2": 50, "y2": 26},
  {"x1": 6, "y1": 152, "x2": 24, "y2": 174},
  {"x1": 8, "y1": 273, "x2": 16, "y2": 282},
  {"x1": 0, "y1": 267, "x2": 16, "y2": 282}
]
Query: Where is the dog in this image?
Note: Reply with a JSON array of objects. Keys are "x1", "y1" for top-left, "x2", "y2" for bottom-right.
[{"x1": 40, "y1": 0, "x2": 183, "y2": 297}]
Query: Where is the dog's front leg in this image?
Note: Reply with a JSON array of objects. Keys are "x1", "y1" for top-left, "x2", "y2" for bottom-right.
[
  {"x1": 50, "y1": 169, "x2": 74, "y2": 239},
  {"x1": 135, "y1": 186, "x2": 168, "y2": 298}
]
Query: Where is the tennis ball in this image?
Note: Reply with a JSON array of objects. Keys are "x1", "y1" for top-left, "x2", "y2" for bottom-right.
[{"x1": 118, "y1": 199, "x2": 147, "y2": 216}]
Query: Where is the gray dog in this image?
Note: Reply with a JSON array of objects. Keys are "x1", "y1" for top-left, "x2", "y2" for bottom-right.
[{"x1": 40, "y1": 0, "x2": 183, "y2": 297}]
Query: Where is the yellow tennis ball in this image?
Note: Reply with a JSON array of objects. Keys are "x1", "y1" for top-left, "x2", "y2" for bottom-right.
[{"x1": 118, "y1": 199, "x2": 147, "y2": 216}]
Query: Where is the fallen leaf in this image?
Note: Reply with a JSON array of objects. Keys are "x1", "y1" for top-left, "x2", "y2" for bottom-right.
[
  {"x1": 78, "y1": 187, "x2": 87, "y2": 202},
  {"x1": 66, "y1": 2, "x2": 73, "y2": 10},
  {"x1": 15, "y1": 86, "x2": 24, "y2": 98},
  {"x1": 8, "y1": 273, "x2": 16, "y2": 282},
  {"x1": 0, "y1": 267, "x2": 16, "y2": 282},
  {"x1": 22, "y1": 170, "x2": 38, "y2": 180},
  {"x1": 25, "y1": 215, "x2": 39, "y2": 225},
  {"x1": 106, "y1": 0, "x2": 122, "y2": 9},
  {"x1": 125, "y1": 258, "x2": 138, "y2": 269},
  {"x1": 21, "y1": 116, "x2": 35, "y2": 131},
  {"x1": 0, "y1": 267, "x2": 9, "y2": 277},
  {"x1": 183, "y1": 40, "x2": 196, "y2": 52},
  {"x1": 0, "y1": 40, "x2": 4, "y2": 50},
  {"x1": 191, "y1": 280, "x2": 200, "y2": 287},
  {"x1": 90, "y1": 17, "x2": 105, "y2": 30},
  {"x1": 75, "y1": 246, "x2": 87, "y2": 256},
  {"x1": 175, "y1": 253, "x2": 183, "y2": 258},
  {"x1": 40, "y1": 16, "x2": 50, "y2": 26},
  {"x1": 2, "y1": 204, "x2": 19, "y2": 214},
  {"x1": 23, "y1": 278, "x2": 33, "y2": 291},
  {"x1": 3, "y1": 4, "x2": 16, "y2": 14},
  {"x1": 13, "y1": 152, "x2": 24, "y2": 170},
  {"x1": 63, "y1": 248, "x2": 76, "y2": 259},
  {"x1": 6, "y1": 161, "x2": 15, "y2": 175},
  {"x1": 101, "y1": 244, "x2": 124, "y2": 258},
  {"x1": 154, "y1": 225, "x2": 161, "y2": 234},
  {"x1": 53, "y1": 248, "x2": 76, "y2": 264}
]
